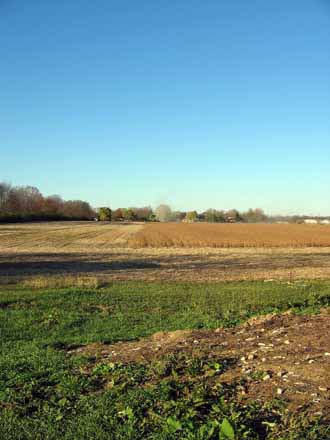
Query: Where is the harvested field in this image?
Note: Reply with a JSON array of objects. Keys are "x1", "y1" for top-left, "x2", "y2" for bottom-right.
[
  {"x1": 2, "y1": 247, "x2": 330, "y2": 285},
  {"x1": 1, "y1": 222, "x2": 330, "y2": 284},
  {"x1": 129, "y1": 222, "x2": 330, "y2": 248},
  {"x1": 2, "y1": 222, "x2": 330, "y2": 252},
  {"x1": 0, "y1": 221, "x2": 143, "y2": 252}
]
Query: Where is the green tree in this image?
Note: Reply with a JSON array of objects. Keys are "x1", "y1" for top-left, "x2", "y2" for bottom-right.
[
  {"x1": 203, "y1": 209, "x2": 225, "y2": 223},
  {"x1": 98, "y1": 207, "x2": 112, "y2": 221},
  {"x1": 241, "y1": 208, "x2": 267, "y2": 223},
  {"x1": 123, "y1": 208, "x2": 136, "y2": 221},
  {"x1": 185, "y1": 211, "x2": 198, "y2": 222}
]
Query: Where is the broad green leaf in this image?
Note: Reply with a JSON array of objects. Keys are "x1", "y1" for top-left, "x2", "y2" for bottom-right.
[
  {"x1": 166, "y1": 417, "x2": 182, "y2": 432},
  {"x1": 220, "y1": 418, "x2": 235, "y2": 439}
]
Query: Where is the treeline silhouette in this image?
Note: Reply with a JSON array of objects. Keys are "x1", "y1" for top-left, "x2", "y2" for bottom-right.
[
  {"x1": 98, "y1": 205, "x2": 330, "y2": 224},
  {"x1": 1, "y1": 182, "x2": 328, "y2": 224},
  {"x1": 98, "y1": 206, "x2": 270, "y2": 223},
  {"x1": 0, "y1": 182, "x2": 95, "y2": 222}
]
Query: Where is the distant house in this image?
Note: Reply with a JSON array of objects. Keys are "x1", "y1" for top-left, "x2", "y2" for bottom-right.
[
  {"x1": 304, "y1": 219, "x2": 318, "y2": 224},
  {"x1": 320, "y1": 219, "x2": 330, "y2": 225},
  {"x1": 226, "y1": 216, "x2": 237, "y2": 223}
]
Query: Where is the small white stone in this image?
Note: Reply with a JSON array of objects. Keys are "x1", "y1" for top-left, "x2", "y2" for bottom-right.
[
  {"x1": 318, "y1": 386, "x2": 328, "y2": 392},
  {"x1": 313, "y1": 411, "x2": 323, "y2": 417},
  {"x1": 277, "y1": 388, "x2": 283, "y2": 395}
]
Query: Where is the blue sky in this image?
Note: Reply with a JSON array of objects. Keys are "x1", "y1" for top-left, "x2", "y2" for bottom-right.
[{"x1": 1, "y1": 0, "x2": 329, "y2": 215}]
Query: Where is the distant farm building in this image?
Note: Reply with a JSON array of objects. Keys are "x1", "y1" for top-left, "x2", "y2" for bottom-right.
[
  {"x1": 304, "y1": 219, "x2": 319, "y2": 224},
  {"x1": 226, "y1": 216, "x2": 237, "y2": 223}
]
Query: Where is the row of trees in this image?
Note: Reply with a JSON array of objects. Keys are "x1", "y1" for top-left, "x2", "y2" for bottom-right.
[
  {"x1": 98, "y1": 206, "x2": 329, "y2": 224},
  {"x1": 0, "y1": 182, "x2": 95, "y2": 222},
  {"x1": 3, "y1": 182, "x2": 324, "y2": 224},
  {"x1": 97, "y1": 205, "x2": 269, "y2": 223},
  {"x1": 98, "y1": 206, "x2": 155, "y2": 222},
  {"x1": 180, "y1": 208, "x2": 267, "y2": 223}
]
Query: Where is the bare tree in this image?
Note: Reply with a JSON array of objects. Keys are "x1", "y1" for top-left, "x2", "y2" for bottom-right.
[
  {"x1": 155, "y1": 204, "x2": 172, "y2": 222},
  {"x1": 0, "y1": 181, "x2": 95, "y2": 221},
  {"x1": 0, "y1": 182, "x2": 11, "y2": 214}
]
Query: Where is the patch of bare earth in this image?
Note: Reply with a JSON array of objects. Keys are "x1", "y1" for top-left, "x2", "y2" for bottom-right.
[{"x1": 72, "y1": 311, "x2": 330, "y2": 416}]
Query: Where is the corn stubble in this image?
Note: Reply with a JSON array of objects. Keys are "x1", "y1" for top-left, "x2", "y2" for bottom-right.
[{"x1": 129, "y1": 223, "x2": 330, "y2": 248}]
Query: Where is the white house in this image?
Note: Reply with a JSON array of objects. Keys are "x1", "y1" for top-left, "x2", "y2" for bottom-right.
[{"x1": 304, "y1": 219, "x2": 318, "y2": 224}]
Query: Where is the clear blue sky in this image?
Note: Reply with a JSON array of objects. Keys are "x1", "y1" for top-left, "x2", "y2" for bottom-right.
[{"x1": 1, "y1": 0, "x2": 329, "y2": 215}]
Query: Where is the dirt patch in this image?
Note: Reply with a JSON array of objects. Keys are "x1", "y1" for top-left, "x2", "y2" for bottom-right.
[{"x1": 71, "y1": 311, "x2": 330, "y2": 415}]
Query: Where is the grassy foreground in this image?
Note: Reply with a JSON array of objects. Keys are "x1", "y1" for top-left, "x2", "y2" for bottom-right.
[{"x1": 1, "y1": 280, "x2": 330, "y2": 439}]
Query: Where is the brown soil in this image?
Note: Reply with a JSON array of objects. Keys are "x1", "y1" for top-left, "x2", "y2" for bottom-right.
[{"x1": 71, "y1": 311, "x2": 330, "y2": 415}]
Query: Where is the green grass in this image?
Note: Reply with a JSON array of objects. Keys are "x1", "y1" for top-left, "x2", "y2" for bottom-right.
[{"x1": 1, "y1": 280, "x2": 330, "y2": 439}]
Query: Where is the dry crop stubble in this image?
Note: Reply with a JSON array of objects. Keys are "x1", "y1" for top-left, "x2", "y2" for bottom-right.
[
  {"x1": 0, "y1": 222, "x2": 143, "y2": 252},
  {"x1": 2, "y1": 222, "x2": 330, "y2": 251},
  {"x1": 2, "y1": 222, "x2": 330, "y2": 284},
  {"x1": 128, "y1": 222, "x2": 330, "y2": 248}
]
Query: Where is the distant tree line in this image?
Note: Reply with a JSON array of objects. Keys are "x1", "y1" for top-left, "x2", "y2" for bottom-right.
[
  {"x1": 98, "y1": 205, "x2": 329, "y2": 224},
  {"x1": 2, "y1": 182, "x2": 328, "y2": 224},
  {"x1": 0, "y1": 182, "x2": 95, "y2": 222},
  {"x1": 97, "y1": 206, "x2": 155, "y2": 222},
  {"x1": 96, "y1": 206, "x2": 270, "y2": 223}
]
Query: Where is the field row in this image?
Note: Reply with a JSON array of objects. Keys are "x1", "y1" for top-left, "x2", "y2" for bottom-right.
[
  {"x1": 0, "y1": 222, "x2": 142, "y2": 251},
  {"x1": 129, "y1": 222, "x2": 330, "y2": 248},
  {"x1": 1, "y1": 222, "x2": 330, "y2": 253}
]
